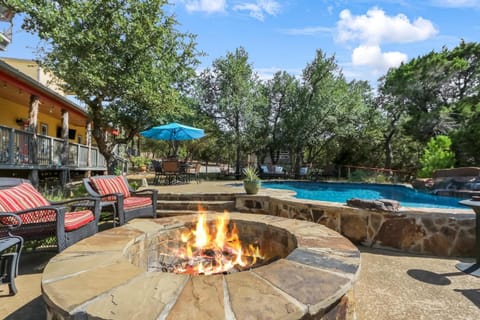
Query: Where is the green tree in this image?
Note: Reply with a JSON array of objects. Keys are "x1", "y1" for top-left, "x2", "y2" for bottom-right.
[
  {"x1": 194, "y1": 47, "x2": 261, "y2": 178},
  {"x1": 256, "y1": 71, "x2": 299, "y2": 165},
  {"x1": 383, "y1": 41, "x2": 480, "y2": 142},
  {"x1": 281, "y1": 50, "x2": 375, "y2": 173},
  {"x1": 418, "y1": 135, "x2": 455, "y2": 178},
  {"x1": 6, "y1": 0, "x2": 199, "y2": 173}
]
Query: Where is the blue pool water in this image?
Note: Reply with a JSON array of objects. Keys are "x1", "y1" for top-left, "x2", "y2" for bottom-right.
[{"x1": 262, "y1": 181, "x2": 468, "y2": 209}]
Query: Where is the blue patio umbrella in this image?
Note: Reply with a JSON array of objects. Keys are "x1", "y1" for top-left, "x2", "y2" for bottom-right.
[{"x1": 140, "y1": 122, "x2": 205, "y2": 156}]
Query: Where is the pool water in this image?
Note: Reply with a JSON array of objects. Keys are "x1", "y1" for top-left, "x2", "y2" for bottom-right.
[{"x1": 262, "y1": 181, "x2": 467, "y2": 209}]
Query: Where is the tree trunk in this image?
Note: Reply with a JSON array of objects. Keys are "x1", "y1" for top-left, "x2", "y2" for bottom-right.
[
  {"x1": 384, "y1": 130, "x2": 395, "y2": 169},
  {"x1": 235, "y1": 142, "x2": 241, "y2": 180},
  {"x1": 89, "y1": 101, "x2": 116, "y2": 174},
  {"x1": 235, "y1": 112, "x2": 241, "y2": 180}
]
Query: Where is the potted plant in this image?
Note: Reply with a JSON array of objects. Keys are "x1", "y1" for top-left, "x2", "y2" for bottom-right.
[
  {"x1": 130, "y1": 156, "x2": 151, "y2": 172},
  {"x1": 243, "y1": 166, "x2": 261, "y2": 194}
]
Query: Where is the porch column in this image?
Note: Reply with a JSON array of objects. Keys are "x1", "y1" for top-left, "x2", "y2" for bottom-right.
[
  {"x1": 28, "y1": 95, "x2": 40, "y2": 186},
  {"x1": 60, "y1": 109, "x2": 69, "y2": 185},
  {"x1": 85, "y1": 121, "x2": 92, "y2": 177}
]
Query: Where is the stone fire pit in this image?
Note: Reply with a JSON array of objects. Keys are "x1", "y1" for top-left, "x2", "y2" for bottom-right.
[{"x1": 42, "y1": 213, "x2": 360, "y2": 319}]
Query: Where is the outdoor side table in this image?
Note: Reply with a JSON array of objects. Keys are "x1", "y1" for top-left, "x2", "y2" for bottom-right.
[
  {"x1": 71, "y1": 200, "x2": 118, "y2": 227},
  {"x1": 99, "y1": 201, "x2": 118, "y2": 227},
  {"x1": 457, "y1": 199, "x2": 480, "y2": 277},
  {"x1": 0, "y1": 235, "x2": 23, "y2": 295}
]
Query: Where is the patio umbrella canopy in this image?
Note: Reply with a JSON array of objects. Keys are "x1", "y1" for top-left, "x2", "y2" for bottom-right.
[{"x1": 140, "y1": 122, "x2": 205, "y2": 156}]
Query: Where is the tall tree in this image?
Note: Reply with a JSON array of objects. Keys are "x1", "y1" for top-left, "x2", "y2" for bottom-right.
[
  {"x1": 6, "y1": 0, "x2": 199, "y2": 172},
  {"x1": 382, "y1": 40, "x2": 480, "y2": 167},
  {"x1": 280, "y1": 50, "x2": 374, "y2": 173},
  {"x1": 195, "y1": 47, "x2": 260, "y2": 178},
  {"x1": 256, "y1": 71, "x2": 299, "y2": 165}
]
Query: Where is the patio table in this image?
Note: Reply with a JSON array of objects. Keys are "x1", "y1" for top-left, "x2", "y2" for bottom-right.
[{"x1": 457, "y1": 199, "x2": 480, "y2": 277}]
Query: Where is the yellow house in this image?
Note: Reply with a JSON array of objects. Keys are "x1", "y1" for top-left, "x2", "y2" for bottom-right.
[{"x1": 0, "y1": 58, "x2": 107, "y2": 185}]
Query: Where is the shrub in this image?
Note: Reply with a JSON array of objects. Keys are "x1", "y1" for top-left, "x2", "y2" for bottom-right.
[{"x1": 418, "y1": 135, "x2": 455, "y2": 178}]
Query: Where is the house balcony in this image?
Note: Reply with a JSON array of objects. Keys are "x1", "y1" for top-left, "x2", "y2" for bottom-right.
[{"x1": 0, "y1": 124, "x2": 107, "y2": 172}]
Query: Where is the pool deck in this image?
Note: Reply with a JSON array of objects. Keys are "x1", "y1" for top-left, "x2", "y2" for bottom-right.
[{"x1": 1, "y1": 179, "x2": 479, "y2": 319}]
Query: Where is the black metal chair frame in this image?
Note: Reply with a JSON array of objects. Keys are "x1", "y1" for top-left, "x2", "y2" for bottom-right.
[
  {"x1": 152, "y1": 160, "x2": 165, "y2": 185},
  {"x1": 83, "y1": 176, "x2": 158, "y2": 226},
  {"x1": 0, "y1": 178, "x2": 101, "y2": 252},
  {"x1": 0, "y1": 213, "x2": 23, "y2": 296}
]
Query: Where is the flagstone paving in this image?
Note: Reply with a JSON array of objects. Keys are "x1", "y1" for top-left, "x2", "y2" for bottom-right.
[
  {"x1": 2, "y1": 246, "x2": 479, "y2": 320},
  {"x1": 1, "y1": 180, "x2": 479, "y2": 319}
]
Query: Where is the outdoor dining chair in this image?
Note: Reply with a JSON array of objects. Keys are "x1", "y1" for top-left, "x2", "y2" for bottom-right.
[
  {"x1": 162, "y1": 159, "x2": 186, "y2": 184},
  {"x1": 151, "y1": 160, "x2": 165, "y2": 185}
]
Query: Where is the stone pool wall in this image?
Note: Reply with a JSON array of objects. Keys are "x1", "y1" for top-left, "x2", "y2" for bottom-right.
[{"x1": 235, "y1": 195, "x2": 476, "y2": 257}]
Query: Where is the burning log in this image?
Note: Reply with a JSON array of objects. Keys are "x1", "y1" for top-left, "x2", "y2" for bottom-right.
[{"x1": 147, "y1": 211, "x2": 280, "y2": 275}]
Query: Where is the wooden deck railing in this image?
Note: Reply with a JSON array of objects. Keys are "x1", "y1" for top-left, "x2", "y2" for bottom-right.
[{"x1": 0, "y1": 125, "x2": 107, "y2": 169}]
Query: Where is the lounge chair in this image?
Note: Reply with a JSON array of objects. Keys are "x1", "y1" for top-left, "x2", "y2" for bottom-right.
[
  {"x1": 259, "y1": 164, "x2": 287, "y2": 179},
  {"x1": 83, "y1": 175, "x2": 157, "y2": 226},
  {"x1": 0, "y1": 178, "x2": 100, "y2": 252}
]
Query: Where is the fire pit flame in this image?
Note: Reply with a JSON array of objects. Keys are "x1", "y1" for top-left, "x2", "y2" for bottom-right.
[{"x1": 173, "y1": 209, "x2": 264, "y2": 275}]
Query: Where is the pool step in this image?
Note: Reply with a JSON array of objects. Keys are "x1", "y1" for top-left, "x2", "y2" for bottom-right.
[
  {"x1": 157, "y1": 210, "x2": 198, "y2": 218},
  {"x1": 156, "y1": 200, "x2": 235, "y2": 212},
  {"x1": 157, "y1": 193, "x2": 237, "y2": 202}
]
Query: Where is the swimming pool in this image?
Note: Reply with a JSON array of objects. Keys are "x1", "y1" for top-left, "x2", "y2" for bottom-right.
[{"x1": 262, "y1": 181, "x2": 467, "y2": 209}]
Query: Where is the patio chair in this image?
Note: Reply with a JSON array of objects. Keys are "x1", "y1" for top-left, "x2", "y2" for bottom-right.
[
  {"x1": 259, "y1": 164, "x2": 286, "y2": 179},
  {"x1": 151, "y1": 160, "x2": 165, "y2": 185},
  {"x1": 163, "y1": 159, "x2": 185, "y2": 184},
  {"x1": 83, "y1": 175, "x2": 157, "y2": 226},
  {"x1": 0, "y1": 212, "x2": 23, "y2": 295},
  {"x1": 0, "y1": 178, "x2": 100, "y2": 252},
  {"x1": 186, "y1": 162, "x2": 201, "y2": 183}
]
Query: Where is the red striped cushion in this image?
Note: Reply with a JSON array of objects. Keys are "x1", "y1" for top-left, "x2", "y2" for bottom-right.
[
  {"x1": 64, "y1": 210, "x2": 94, "y2": 231},
  {"x1": 0, "y1": 183, "x2": 50, "y2": 212},
  {"x1": 90, "y1": 176, "x2": 131, "y2": 201},
  {"x1": 123, "y1": 197, "x2": 152, "y2": 210}
]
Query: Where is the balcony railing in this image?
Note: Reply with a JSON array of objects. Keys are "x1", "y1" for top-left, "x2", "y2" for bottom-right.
[{"x1": 0, "y1": 125, "x2": 107, "y2": 169}]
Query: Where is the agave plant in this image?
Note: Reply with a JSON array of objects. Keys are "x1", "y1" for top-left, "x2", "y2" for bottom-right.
[{"x1": 243, "y1": 166, "x2": 260, "y2": 182}]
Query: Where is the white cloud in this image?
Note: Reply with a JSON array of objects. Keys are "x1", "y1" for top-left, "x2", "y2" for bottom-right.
[
  {"x1": 335, "y1": 7, "x2": 437, "y2": 80},
  {"x1": 233, "y1": 0, "x2": 281, "y2": 21},
  {"x1": 337, "y1": 7, "x2": 438, "y2": 45},
  {"x1": 283, "y1": 26, "x2": 332, "y2": 36},
  {"x1": 182, "y1": 0, "x2": 226, "y2": 13},
  {"x1": 352, "y1": 45, "x2": 407, "y2": 71}
]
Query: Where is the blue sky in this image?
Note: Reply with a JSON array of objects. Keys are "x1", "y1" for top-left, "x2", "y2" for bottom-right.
[{"x1": 2, "y1": 0, "x2": 480, "y2": 87}]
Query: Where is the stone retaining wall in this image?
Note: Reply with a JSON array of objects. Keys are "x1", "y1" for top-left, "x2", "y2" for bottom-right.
[{"x1": 235, "y1": 195, "x2": 476, "y2": 257}]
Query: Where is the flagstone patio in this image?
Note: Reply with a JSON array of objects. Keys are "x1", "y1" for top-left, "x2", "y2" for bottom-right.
[{"x1": 1, "y1": 180, "x2": 479, "y2": 319}]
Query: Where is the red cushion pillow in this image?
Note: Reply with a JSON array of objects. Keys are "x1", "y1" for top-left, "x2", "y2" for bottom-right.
[
  {"x1": 0, "y1": 182, "x2": 55, "y2": 225},
  {"x1": 0, "y1": 182, "x2": 50, "y2": 212},
  {"x1": 90, "y1": 176, "x2": 131, "y2": 201}
]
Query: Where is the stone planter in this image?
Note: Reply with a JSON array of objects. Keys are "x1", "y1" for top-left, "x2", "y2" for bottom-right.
[{"x1": 244, "y1": 180, "x2": 261, "y2": 194}]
